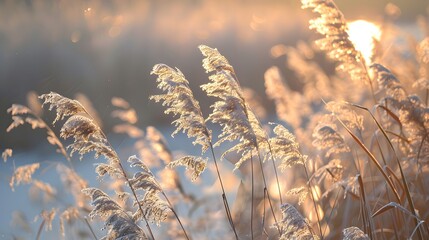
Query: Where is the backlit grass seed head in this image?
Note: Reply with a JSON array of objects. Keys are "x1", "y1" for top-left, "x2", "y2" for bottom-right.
[
  {"x1": 39, "y1": 92, "x2": 85, "y2": 124},
  {"x1": 311, "y1": 159, "x2": 344, "y2": 184},
  {"x1": 418, "y1": 37, "x2": 429, "y2": 64},
  {"x1": 7, "y1": 104, "x2": 32, "y2": 116},
  {"x1": 268, "y1": 124, "x2": 307, "y2": 171},
  {"x1": 287, "y1": 187, "x2": 309, "y2": 205},
  {"x1": 342, "y1": 226, "x2": 369, "y2": 240},
  {"x1": 10, "y1": 163, "x2": 40, "y2": 191},
  {"x1": 199, "y1": 45, "x2": 234, "y2": 73},
  {"x1": 323, "y1": 175, "x2": 359, "y2": 199},
  {"x1": 7, "y1": 103, "x2": 69, "y2": 159},
  {"x1": 312, "y1": 123, "x2": 350, "y2": 157},
  {"x1": 60, "y1": 115, "x2": 103, "y2": 142},
  {"x1": 167, "y1": 156, "x2": 207, "y2": 181},
  {"x1": 277, "y1": 203, "x2": 317, "y2": 240},
  {"x1": 207, "y1": 96, "x2": 258, "y2": 170},
  {"x1": 6, "y1": 116, "x2": 25, "y2": 133},
  {"x1": 370, "y1": 63, "x2": 401, "y2": 92},
  {"x1": 137, "y1": 191, "x2": 171, "y2": 226},
  {"x1": 326, "y1": 101, "x2": 364, "y2": 132},
  {"x1": 59, "y1": 207, "x2": 80, "y2": 237},
  {"x1": 302, "y1": 0, "x2": 365, "y2": 82},
  {"x1": 151, "y1": 63, "x2": 211, "y2": 153},
  {"x1": 39, "y1": 208, "x2": 57, "y2": 232},
  {"x1": 128, "y1": 155, "x2": 162, "y2": 192},
  {"x1": 199, "y1": 45, "x2": 243, "y2": 101},
  {"x1": 2, "y1": 148, "x2": 12, "y2": 162},
  {"x1": 82, "y1": 188, "x2": 148, "y2": 240},
  {"x1": 200, "y1": 45, "x2": 268, "y2": 170}
]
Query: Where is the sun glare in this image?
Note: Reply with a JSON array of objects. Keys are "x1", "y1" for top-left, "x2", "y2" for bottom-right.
[{"x1": 347, "y1": 20, "x2": 381, "y2": 64}]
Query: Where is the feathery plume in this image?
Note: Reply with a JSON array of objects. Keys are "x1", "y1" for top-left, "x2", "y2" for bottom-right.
[
  {"x1": 2, "y1": 148, "x2": 12, "y2": 162},
  {"x1": 301, "y1": 0, "x2": 366, "y2": 82},
  {"x1": 128, "y1": 155, "x2": 172, "y2": 225},
  {"x1": 326, "y1": 101, "x2": 364, "y2": 132},
  {"x1": 146, "y1": 126, "x2": 173, "y2": 164},
  {"x1": 39, "y1": 208, "x2": 57, "y2": 231},
  {"x1": 310, "y1": 159, "x2": 344, "y2": 184},
  {"x1": 268, "y1": 124, "x2": 307, "y2": 170},
  {"x1": 82, "y1": 188, "x2": 148, "y2": 240},
  {"x1": 137, "y1": 191, "x2": 171, "y2": 226},
  {"x1": 151, "y1": 63, "x2": 211, "y2": 153},
  {"x1": 39, "y1": 92, "x2": 85, "y2": 124},
  {"x1": 10, "y1": 163, "x2": 40, "y2": 191},
  {"x1": 167, "y1": 156, "x2": 207, "y2": 181},
  {"x1": 7, "y1": 104, "x2": 69, "y2": 159},
  {"x1": 59, "y1": 207, "x2": 80, "y2": 237},
  {"x1": 287, "y1": 187, "x2": 309, "y2": 205},
  {"x1": 313, "y1": 120, "x2": 350, "y2": 157},
  {"x1": 342, "y1": 226, "x2": 369, "y2": 240},
  {"x1": 277, "y1": 203, "x2": 317, "y2": 240},
  {"x1": 128, "y1": 155, "x2": 163, "y2": 193},
  {"x1": 200, "y1": 45, "x2": 269, "y2": 170},
  {"x1": 75, "y1": 93, "x2": 103, "y2": 128},
  {"x1": 7, "y1": 116, "x2": 25, "y2": 132}
]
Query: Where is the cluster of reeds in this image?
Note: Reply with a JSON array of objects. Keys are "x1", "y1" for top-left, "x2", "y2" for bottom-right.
[{"x1": 3, "y1": 0, "x2": 429, "y2": 239}]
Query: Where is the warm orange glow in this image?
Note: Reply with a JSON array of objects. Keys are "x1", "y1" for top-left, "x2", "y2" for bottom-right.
[{"x1": 347, "y1": 20, "x2": 381, "y2": 64}]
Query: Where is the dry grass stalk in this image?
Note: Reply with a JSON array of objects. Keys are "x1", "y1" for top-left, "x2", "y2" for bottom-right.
[
  {"x1": 277, "y1": 203, "x2": 317, "y2": 240},
  {"x1": 2, "y1": 148, "x2": 12, "y2": 162},
  {"x1": 10, "y1": 163, "x2": 40, "y2": 191}
]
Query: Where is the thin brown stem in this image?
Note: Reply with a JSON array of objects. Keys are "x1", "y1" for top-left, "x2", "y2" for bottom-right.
[
  {"x1": 266, "y1": 141, "x2": 283, "y2": 204},
  {"x1": 117, "y1": 161, "x2": 156, "y2": 239},
  {"x1": 161, "y1": 192, "x2": 190, "y2": 240},
  {"x1": 208, "y1": 141, "x2": 239, "y2": 239},
  {"x1": 250, "y1": 154, "x2": 255, "y2": 240},
  {"x1": 303, "y1": 163, "x2": 324, "y2": 240},
  {"x1": 254, "y1": 147, "x2": 281, "y2": 236},
  {"x1": 84, "y1": 217, "x2": 98, "y2": 240},
  {"x1": 35, "y1": 219, "x2": 45, "y2": 240},
  {"x1": 83, "y1": 110, "x2": 155, "y2": 239}
]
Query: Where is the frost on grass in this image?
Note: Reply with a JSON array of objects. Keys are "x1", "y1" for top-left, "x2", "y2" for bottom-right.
[
  {"x1": 342, "y1": 226, "x2": 369, "y2": 240},
  {"x1": 312, "y1": 120, "x2": 350, "y2": 158},
  {"x1": 200, "y1": 45, "x2": 268, "y2": 170},
  {"x1": 39, "y1": 92, "x2": 85, "y2": 124},
  {"x1": 7, "y1": 103, "x2": 69, "y2": 159},
  {"x1": 127, "y1": 155, "x2": 171, "y2": 225},
  {"x1": 151, "y1": 63, "x2": 211, "y2": 153},
  {"x1": 286, "y1": 187, "x2": 309, "y2": 205},
  {"x1": 167, "y1": 156, "x2": 207, "y2": 181},
  {"x1": 277, "y1": 203, "x2": 317, "y2": 240},
  {"x1": 268, "y1": 124, "x2": 307, "y2": 171},
  {"x1": 83, "y1": 188, "x2": 148, "y2": 240},
  {"x1": 302, "y1": 0, "x2": 366, "y2": 82}
]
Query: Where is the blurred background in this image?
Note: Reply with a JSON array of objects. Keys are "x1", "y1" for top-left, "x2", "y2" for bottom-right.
[
  {"x1": 1, "y1": 0, "x2": 429, "y2": 239},
  {"x1": 1, "y1": 0, "x2": 428, "y2": 150}
]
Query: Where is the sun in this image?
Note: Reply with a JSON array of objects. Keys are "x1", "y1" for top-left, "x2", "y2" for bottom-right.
[{"x1": 347, "y1": 20, "x2": 382, "y2": 64}]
